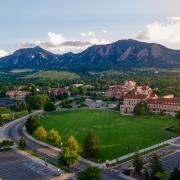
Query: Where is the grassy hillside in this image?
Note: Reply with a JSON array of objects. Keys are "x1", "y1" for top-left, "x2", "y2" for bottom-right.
[{"x1": 25, "y1": 70, "x2": 80, "y2": 80}]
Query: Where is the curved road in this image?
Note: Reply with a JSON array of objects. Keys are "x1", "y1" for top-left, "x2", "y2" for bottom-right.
[
  {"x1": 2, "y1": 113, "x2": 127, "y2": 180},
  {"x1": 4, "y1": 114, "x2": 61, "y2": 164}
]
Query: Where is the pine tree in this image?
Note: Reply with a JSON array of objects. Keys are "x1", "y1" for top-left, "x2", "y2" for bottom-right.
[
  {"x1": 149, "y1": 153, "x2": 164, "y2": 180},
  {"x1": 133, "y1": 151, "x2": 143, "y2": 175},
  {"x1": 83, "y1": 131, "x2": 100, "y2": 158}
]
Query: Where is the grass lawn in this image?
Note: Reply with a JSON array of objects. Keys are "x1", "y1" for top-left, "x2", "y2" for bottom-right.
[
  {"x1": 0, "y1": 107, "x2": 11, "y2": 114},
  {"x1": 25, "y1": 70, "x2": 80, "y2": 80},
  {"x1": 39, "y1": 109, "x2": 179, "y2": 162}
]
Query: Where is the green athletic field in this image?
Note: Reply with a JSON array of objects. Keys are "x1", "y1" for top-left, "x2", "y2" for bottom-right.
[
  {"x1": 39, "y1": 109, "x2": 178, "y2": 162},
  {"x1": 25, "y1": 70, "x2": 80, "y2": 80}
]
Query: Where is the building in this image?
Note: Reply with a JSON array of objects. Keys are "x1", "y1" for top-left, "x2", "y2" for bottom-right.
[
  {"x1": 120, "y1": 93, "x2": 152, "y2": 114},
  {"x1": 106, "y1": 81, "x2": 136, "y2": 99},
  {"x1": 48, "y1": 88, "x2": 68, "y2": 96},
  {"x1": 147, "y1": 97, "x2": 180, "y2": 116},
  {"x1": 106, "y1": 85, "x2": 129, "y2": 99},
  {"x1": 6, "y1": 90, "x2": 30, "y2": 100},
  {"x1": 120, "y1": 91, "x2": 180, "y2": 116},
  {"x1": 136, "y1": 85, "x2": 152, "y2": 95},
  {"x1": 124, "y1": 80, "x2": 136, "y2": 90},
  {"x1": 72, "y1": 84, "x2": 84, "y2": 88}
]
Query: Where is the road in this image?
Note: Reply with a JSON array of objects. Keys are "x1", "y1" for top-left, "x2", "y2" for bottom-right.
[{"x1": 2, "y1": 113, "x2": 127, "y2": 180}]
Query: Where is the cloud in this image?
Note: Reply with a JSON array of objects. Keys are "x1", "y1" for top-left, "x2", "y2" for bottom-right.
[
  {"x1": 81, "y1": 31, "x2": 96, "y2": 37},
  {"x1": 101, "y1": 29, "x2": 108, "y2": 34},
  {"x1": 137, "y1": 17, "x2": 180, "y2": 49},
  {"x1": 0, "y1": 50, "x2": 8, "y2": 58},
  {"x1": 20, "y1": 31, "x2": 110, "y2": 53},
  {"x1": 48, "y1": 32, "x2": 66, "y2": 44}
]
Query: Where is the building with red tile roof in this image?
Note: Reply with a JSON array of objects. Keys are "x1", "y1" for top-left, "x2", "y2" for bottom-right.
[
  {"x1": 147, "y1": 97, "x2": 180, "y2": 116},
  {"x1": 106, "y1": 81, "x2": 136, "y2": 99},
  {"x1": 120, "y1": 91, "x2": 180, "y2": 116}
]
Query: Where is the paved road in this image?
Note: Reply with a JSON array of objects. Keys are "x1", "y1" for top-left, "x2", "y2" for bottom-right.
[{"x1": 0, "y1": 150, "x2": 58, "y2": 180}]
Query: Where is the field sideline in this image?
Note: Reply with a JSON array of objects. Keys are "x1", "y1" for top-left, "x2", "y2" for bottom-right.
[{"x1": 39, "y1": 109, "x2": 178, "y2": 162}]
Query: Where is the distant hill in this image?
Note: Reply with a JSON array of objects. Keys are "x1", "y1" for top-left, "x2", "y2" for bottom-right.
[{"x1": 1, "y1": 39, "x2": 180, "y2": 71}]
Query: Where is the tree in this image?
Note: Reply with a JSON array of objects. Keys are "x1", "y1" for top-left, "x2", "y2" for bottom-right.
[
  {"x1": 79, "y1": 86, "x2": 87, "y2": 95},
  {"x1": 133, "y1": 151, "x2": 143, "y2": 175},
  {"x1": 77, "y1": 167, "x2": 101, "y2": 180},
  {"x1": 67, "y1": 136, "x2": 80, "y2": 153},
  {"x1": 19, "y1": 101, "x2": 28, "y2": 111},
  {"x1": 0, "y1": 114, "x2": 4, "y2": 126},
  {"x1": 83, "y1": 131, "x2": 100, "y2": 158},
  {"x1": 25, "y1": 115, "x2": 40, "y2": 134},
  {"x1": 58, "y1": 147, "x2": 79, "y2": 168},
  {"x1": 61, "y1": 99, "x2": 72, "y2": 109},
  {"x1": 149, "y1": 153, "x2": 164, "y2": 180},
  {"x1": 69, "y1": 86, "x2": 79, "y2": 96},
  {"x1": 143, "y1": 168, "x2": 150, "y2": 180},
  {"x1": 18, "y1": 137, "x2": 26, "y2": 149},
  {"x1": 155, "y1": 171, "x2": 168, "y2": 180},
  {"x1": 176, "y1": 111, "x2": 180, "y2": 119},
  {"x1": 26, "y1": 94, "x2": 49, "y2": 110},
  {"x1": 134, "y1": 102, "x2": 150, "y2": 116},
  {"x1": 169, "y1": 167, "x2": 180, "y2": 180},
  {"x1": 44, "y1": 101, "x2": 56, "y2": 112},
  {"x1": 34, "y1": 126, "x2": 47, "y2": 140},
  {"x1": 47, "y1": 129, "x2": 61, "y2": 146}
]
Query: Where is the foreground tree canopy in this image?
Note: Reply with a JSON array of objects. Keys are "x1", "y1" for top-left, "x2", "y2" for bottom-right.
[
  {"x1": 77, "y1": 167, "x2": 101, "y2": 180},
  {"x1": 83, "y1": 131, "x2": 100, "y2": 158},
  {"x1": 25, "y1": 115, "x2": 40, "y2": 134}
]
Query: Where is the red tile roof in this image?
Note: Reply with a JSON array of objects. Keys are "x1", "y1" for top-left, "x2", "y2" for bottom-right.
[
  {"x1": 142, "y1": 86, "x2": 150, "y2": 90},
  {"x1": 50, "y1": 88, "x2": 66, "y2": 94},
  {"x1": 147, "y1": 98, "x2": 180, "y2": 106},
  {"x1": 125, "y1": 93, "x2": 149, "y2": 100}
]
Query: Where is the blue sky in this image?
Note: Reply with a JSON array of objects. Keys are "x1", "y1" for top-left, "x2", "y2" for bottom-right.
[{"x1": 0, "y1": 0, "x2": 180, "y2": 56}]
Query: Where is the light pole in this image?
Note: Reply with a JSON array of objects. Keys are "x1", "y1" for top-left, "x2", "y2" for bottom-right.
[{"x1": 127, "y1": 146, "x2": 129, "y2": 157}]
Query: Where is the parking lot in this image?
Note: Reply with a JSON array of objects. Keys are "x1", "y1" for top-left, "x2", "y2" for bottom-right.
[
  {"x1": 0, "y1": 150, "x2": 58, "y2": 180},
  {"x1": 162, "y1": 151, "x2": 180, "y2": 173}
]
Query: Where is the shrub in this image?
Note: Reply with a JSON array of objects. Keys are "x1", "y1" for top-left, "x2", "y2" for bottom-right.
[
  {"x1": 77, "y1": 167, "x2": 101, "y2": 180},
  {"x1": 18, "y1": 137, "x2": 26, "y2": 149},
  {"x1": 0, "y1": 140, "x2": 14, "y2": 148}
]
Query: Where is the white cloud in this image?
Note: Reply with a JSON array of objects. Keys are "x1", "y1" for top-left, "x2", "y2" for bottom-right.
[
  {"x1": 101, "y1": 29, "x2": 108, "y2": 34},
  {"x1": 48, "y1": 32, "x2": 66, "y2": 45},
  {"x1": 87, "y1": 31, "x2": 95, "y2": 37},
  {"x1": 81, "y1": 31, "x2": 96, "y2": 37},
  {"x1": 81, "y1": 33, "x2": 87, "y2": 37},
  {"x1": 20, "y1": 31, "x2": 110, "y2": 54},
  {"x1": 0, "y1": 50, "x2": 8, "y2": 58},
  {"x1": 137, "y1": 17, "x2": 180, "y2": 49}
]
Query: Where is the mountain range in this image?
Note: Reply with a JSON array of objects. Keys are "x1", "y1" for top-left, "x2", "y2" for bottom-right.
[{"x1": 0, "y1": 39, "x2": 180, "y2": 71}]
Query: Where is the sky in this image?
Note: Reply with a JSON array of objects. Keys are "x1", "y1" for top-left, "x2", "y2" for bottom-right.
[{"x1": 0, "y1": 0, "x2": 180, "y2": 57}]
